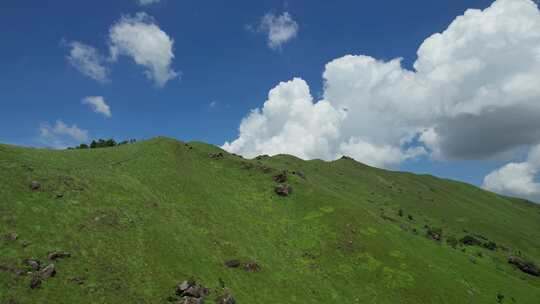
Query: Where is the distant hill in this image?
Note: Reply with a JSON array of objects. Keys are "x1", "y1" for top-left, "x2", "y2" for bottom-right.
[{"x1": 1, "y1": 137, "x2": 539, "y2": 303}]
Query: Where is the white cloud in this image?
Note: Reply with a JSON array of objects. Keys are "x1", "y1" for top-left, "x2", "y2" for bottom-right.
[
  {"x1": 225, "y1": 0, "x2": 540, "y2": 169},
  {"x1": 258, "y1": 12, "x2": 299, "y2": 50},
  {"x1": 82, "y1": 96, "x2": 112, "y2": 118},
  {"x1": 138, "y1": 0, "x2": 160, "y2": 6},
  {"x1": 483, "y1": 144, "x2": 540, "y2": 201},
  {"x1": 40, "y1": 120, "x2": 89, "y2": 148},
  {"x1": 67, "y1": 41, "x2": 109, "y2": 83},
  {"x1": 109, "y1": 12, "x2": 178, "y2": 87}
]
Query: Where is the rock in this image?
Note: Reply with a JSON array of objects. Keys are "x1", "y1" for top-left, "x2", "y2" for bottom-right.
[
  {"x1": 48, "y1": 251, "x2": 71, "y2": 260},
  {"x1": 39, "y1": 264, "x2": 56, "y2": 279},
  {"x1": 69, "y1": 276, "x2": 85, "y2": 285},
  {"x1": 179, "y1": 297, "x2": 203, "y2": 304},
  {"x1": 30, "y1": 276, "x2": 42, "y2": 289},
  {"x1": 224, "y1": 260, "x2": 241, "y2": 268},
  {"x1": 176, "y1": 280, "x2": 192, "y2": 294},
  {"x1": 209, "y1": 152, "x2": 224, "y2": 159},
  {"x1": 23, "y1": 259, "x2": 41, "y2": 271},
  {"x1": 273, "y1": 171, "x2": 288, "y2": 183},
  {"x1": 3, "y1": 232, "x2": 18, "y2": 241},
  {"x1": 30, "y1": 181, "x2": 41, "y2": 191},
  {"x1": 275, "y1": 184, "x2": 292, "y2": 197},
  {"x1": 183, "y1": 285, "x2": 209, "y2": 298},
  {"x1": 294, "y1": 171, "x2": 306, "y2": 179},
  {"x1": 216, "y1": 289, "x2": 236, "y2": 304},
  {"x1": 174, "y1": 280, "x2": 209, "y2": 303},
  {"x1": 508, "y1": 256, "x2": 539, "y2": 276},
  {"x1": 243, "y1": 261, "x2": 262, "y2": 272}
]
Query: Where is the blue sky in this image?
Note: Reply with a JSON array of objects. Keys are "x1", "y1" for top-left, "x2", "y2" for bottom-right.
[{"x1": 1, "y1": 0, "x2": 540, "y2": 201}]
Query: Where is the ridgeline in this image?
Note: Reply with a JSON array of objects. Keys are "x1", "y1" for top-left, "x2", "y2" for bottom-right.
[{"x1": 1, "y1": 137, "x2": 539, "y2": 303}]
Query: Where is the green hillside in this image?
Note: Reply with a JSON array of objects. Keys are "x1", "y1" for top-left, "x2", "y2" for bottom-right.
[{"x1": 1, "y1": 137, "x2": 539, "y2": 303}]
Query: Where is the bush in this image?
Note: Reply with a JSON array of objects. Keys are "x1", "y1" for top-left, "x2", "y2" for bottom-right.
[
  {"x1": 460, "y1": 235, "x2": 482, "y2": 246},
  {"x1": 447, "y1": 236, "x2": 458, "y2": 248},
  {"x1": 483, "y1": 241, "x2": 497, "y2": 251}
]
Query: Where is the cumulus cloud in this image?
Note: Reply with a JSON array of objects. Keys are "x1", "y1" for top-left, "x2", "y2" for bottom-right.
[
  {"x1": 109, "y1": 12, "x2": 178, "y2": 87},
  {"x1": 258, "y1": 12, "x2": 299, "y2": 50},
  {"x1": 40, "y1": 120, "x2": 89, "y2": 148},
  {"x1": 483, "y1": 144, "x2": 540, "y2": 201},
  {"x1": 225, "y1": 0, "x2": 540, "y2": 169},
  {"x1": 138, "y1": 0, "x2": 160, "y2": 6},
  {"x1": 82, "y1": 96, "x2": 112, "y2": 118},
  {"x1": 67, "y1": 41, "x2": 109, "y2": 83}
]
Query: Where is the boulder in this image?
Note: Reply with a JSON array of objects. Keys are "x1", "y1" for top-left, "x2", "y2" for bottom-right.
[
  {"x1": 209, "y1": 152, "x2": 224, "y2": 159},
  {"x1": 30, "y1": 181, "x2": 41, "y2": 191},
  {"x1": 243, "y1": 261, "x2": 262, "y2": 273},
  {"x1": 3, "y1": 232, "x2": 18, "y2": 241},
  {"x1": 275, "y1": 184, "x2": 292, "y2": 197},
  {"x1": 30, "y1": 276, "x2": 42, "y2": 289},
  {"x1": 48, "y1": 251, "x2": 71, "y2": 261},
  {"x1": 23, "y1": 259, "x2": 41, "y2": 271},
  {"x1": 40, "y1": 264, "x2": 56, "y2": 279},
  {"x1": 273, "y1": 171, "x2": 288, "y2": 183},
  {"x1": 183, "y1": 285, "x2": 209, "y2": 298},
  {"x1": 216, "y1": 290, "x2": 236, "y2": 304}
]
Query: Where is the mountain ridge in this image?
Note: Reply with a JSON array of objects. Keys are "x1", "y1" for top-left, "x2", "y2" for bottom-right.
[{"x1": 1, "y1": 137, "x2": 539, "y2": 303}]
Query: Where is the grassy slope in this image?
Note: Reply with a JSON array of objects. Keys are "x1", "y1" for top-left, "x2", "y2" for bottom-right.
[{"x1": 1, "y1": 137, "x2": 539, "y2": 303}]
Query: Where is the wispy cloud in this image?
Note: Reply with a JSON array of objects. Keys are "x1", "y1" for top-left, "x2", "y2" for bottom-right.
[
  {"x1": 39, "y1": 120, "x2": 88, "y2": 148},
  {"x1": 66, "y1": 41, "x2": 109, "y2": 83},
  {"x1": 82, "y1": 96, "x2": 112, "y2": 118},
  {"x1": 257, "y1": 12, "x2": 299, "y2": 50}
]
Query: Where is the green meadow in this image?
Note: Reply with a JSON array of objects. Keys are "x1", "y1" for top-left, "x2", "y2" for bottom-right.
[{"x1": 1, "y1": 137, "x2": 539, "y2": 303}]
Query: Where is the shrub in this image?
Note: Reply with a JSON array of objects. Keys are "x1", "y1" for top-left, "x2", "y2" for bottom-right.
[{"x1": 460, "y1": 235, "x2": 482, "y2": 246}]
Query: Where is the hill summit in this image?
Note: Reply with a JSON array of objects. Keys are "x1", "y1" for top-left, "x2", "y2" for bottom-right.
[{"x1": 1, "y1": 137, "x2": 539, "y2": 303}]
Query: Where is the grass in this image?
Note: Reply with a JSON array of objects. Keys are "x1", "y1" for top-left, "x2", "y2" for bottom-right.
[{"x1": 1, "y1": 137, "x2": 539, "y2": 303}]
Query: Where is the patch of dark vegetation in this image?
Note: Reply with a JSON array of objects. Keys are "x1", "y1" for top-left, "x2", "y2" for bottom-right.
[
  {"x1": 224, "y1": 260, "x2": 241, "y2": 268},
  {"x1": 508, "y1": 255, "x2": 539, "y2": 277},
  {"x1": 255, "y1": 155, "x2": 270, "y2": 161},
  {"x1": 483, "y1": 241, "x2": 498, "y2": 251},
  {"x1": 398, "y1": 209, "x2": 403, "y2": 217},
  {"x1": 446, "y1": 236, "x2": 458, "y2": 248},
  {"x1": 407, "y1": 214, "x2": 414, "y2": 221},
  {"x1": 460, "y1": 235, "x2": 498, "y2": 251},
  {"x1": 340, "y1": 155, "x2": 354, "y2": 161},
  {"x1": 460, "y1": 235, "x2": 482, "y2": 246},
  {"x1": 380, "y1": 213, "x2": 397, "y2": 222}
]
